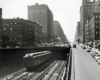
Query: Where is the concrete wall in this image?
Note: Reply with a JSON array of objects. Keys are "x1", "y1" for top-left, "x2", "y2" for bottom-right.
[{"x1": 0, "y1": 47, "x2": 71, "y2": 64}]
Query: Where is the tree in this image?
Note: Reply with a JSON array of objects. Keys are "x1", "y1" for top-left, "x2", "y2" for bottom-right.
[
  {"x1": 57, "y1": 37, "x2": 61, "y2": 42},
  {"x1": 76, "y1": 38, "x2": 81, "y2": 43}
]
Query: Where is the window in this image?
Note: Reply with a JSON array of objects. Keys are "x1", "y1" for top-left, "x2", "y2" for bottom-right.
[
  {"x1": 90, "y1": 0, "x2": 93, "y2": 2},
  {"x1": 96, "y1": 16, "x2": 97, "y2": 18},
  {"x1": 4, "y1": 28, "x2": 6, "y2": 30},
  {"x1": 95, "y1": 0, "x2": 97, "y2": 2},
  {"x1": 10, "y1": 28, "x2": 12, "y2": 31},
  {"x1": 96, "y1": 26, "x2": 98, "y2": 28},
  {"x1": 96, "y1": 31, "x2": 98, "y2": 35}
]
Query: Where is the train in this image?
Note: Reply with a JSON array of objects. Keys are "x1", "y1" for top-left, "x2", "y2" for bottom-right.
[{"x1": 23, "y1": 51, "x2": 52, "y2": 70}]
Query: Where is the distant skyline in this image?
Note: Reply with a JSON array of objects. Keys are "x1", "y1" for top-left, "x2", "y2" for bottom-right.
[{"x1": 0, "y1": 0, "x2": 82, "y2": 42}]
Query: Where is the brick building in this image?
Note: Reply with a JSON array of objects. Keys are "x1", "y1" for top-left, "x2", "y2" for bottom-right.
[
  {"x1": 80, "y1": 0, "x2": 99, "y2": 43},
  {"x1": 0, "y1": 8, "x2": 2, "y2": 45},
  {"x1": 84, "y1": 13, "x2": 100, "y2": 44},
  {"x1": 1, "y1": 18, "x2": 42, "y2": 47},
  {"x1": 28, "y1": 3, "x2": 53, "y2": 43}
]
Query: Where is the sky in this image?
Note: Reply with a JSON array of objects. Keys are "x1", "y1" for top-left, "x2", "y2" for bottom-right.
[{"x1": 0, "y1": 0, "x2": 82, "y2": 42}]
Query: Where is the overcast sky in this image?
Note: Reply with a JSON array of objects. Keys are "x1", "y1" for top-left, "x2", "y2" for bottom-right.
[{"x1": 0, "y1": 0, "x2": 82, "y2": 42}]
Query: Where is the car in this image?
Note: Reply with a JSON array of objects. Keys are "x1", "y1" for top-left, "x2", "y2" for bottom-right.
[
  {"x1": 97, "y1": 59, "x2": 100, "y2": 65},
  {"x1": 87, "y1": 48, "x2": 91, "y2": 52},
  {"x1": 82, "y1": 45, "x2": 86, "y2": 49},
  {"x1": 73, "y1": 44, "x2": 76, "y2": 48},
  {"x1": 94, "y1": 54, "x2": 100, "y2": 61},
  {"x1": 91, "y1": 51, "x2": 98, "y2": 58},
  {"x1": 87, "y1": 47, "x2": 96, "y2": 52}
]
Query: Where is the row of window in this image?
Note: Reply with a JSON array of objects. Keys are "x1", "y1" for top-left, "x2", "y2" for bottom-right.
[
  {"x1": 95, "y1": 15, "x2": 100, "y2": 18},
  {"x1": 3, "y1": 23, "x2": 17, "y2": 25},
  {"x1": 4, "y1": 28, "x2": 13, "y2": 31},
  {"x1": 95, "y1": 31, "x2": 100, "y2": 35}
]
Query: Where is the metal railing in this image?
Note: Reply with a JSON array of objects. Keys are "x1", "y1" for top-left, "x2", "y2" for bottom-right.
[{"x1": 66, "y1": 49, "x2": 75, "y2": 80}]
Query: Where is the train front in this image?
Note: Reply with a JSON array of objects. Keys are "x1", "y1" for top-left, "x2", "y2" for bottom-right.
[{"x1": 23, "y1": 54, "x2": 31, "y2": 70}]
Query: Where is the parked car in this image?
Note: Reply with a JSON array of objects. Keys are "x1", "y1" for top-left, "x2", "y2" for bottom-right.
[
  {"x1": 87, "y1": 48, "x2": 91, "y2": 52},
  {"x1": 82, "y1": 45, "x2": 86, "y2": 49},
  {"x1": 97, "y1": 59, "x2": 100, "y2": 65},
  {"x1": 73, "y1": 44, "x2": 76, "y2": 48},
  {"x1": 94, "y1": 54, "x2": 100, "y2": 61},
  {"x1": 90, "y1": 51, "x2": 98, "y2": 58}
]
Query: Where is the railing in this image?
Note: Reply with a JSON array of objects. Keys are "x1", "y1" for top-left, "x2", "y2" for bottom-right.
[{"x1": 66, "y1": 48, "x2": 75, "y2": 80}]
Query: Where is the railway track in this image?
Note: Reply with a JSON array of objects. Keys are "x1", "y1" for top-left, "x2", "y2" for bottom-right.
[
  {"x1": 38, "y1": 61, "x2": 66, "y2": 80},
  {"x1": 0, "y1": 60, "x2": 66, "y2": 80},
  {"x1": 0, "y1": 68, "x2": 26, "y2": 80},
  {"x1": 0, "y1": 60, "x2": 56, "y2": 80},
  {"x1": 49, "y1": 61, "x2": 66, "y2": 80}
]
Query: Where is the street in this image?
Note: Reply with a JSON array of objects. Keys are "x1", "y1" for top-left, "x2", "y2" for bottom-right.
[{"x1": 72, "y1": 44, "x2": 100, "y2": 80}]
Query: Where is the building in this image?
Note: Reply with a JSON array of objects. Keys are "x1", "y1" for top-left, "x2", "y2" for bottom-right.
[
  {"x1": 1, "y1": 18, "x2": 42, "y2": 47},
  {"x1": 28, "y1": 3, "x2": 53, "y2": 43},
  {"x1": 84, "y1": 18, "x2": 90, "y2": 44},
  {"x1": 84, "y1": 13, "x2": 100, "y2": 44},
  {"x1": 75, "y1": 22, "x2": 81, "y2": 42},
  {"x1": 0, "y1": 8, "x2": 2, "y2": 46},
  {"x1": 53, "y1": 21, "x2": 66, "y2": 42},
  {"x1": 89, "y1": 13, "x2": 100, "y2": 41},
  {"x1": 0, "y1": 8, "x2": 2, "y2": 28},
  {"x1": 80, "y1": 0, "x2": 99, "y2": 43}
]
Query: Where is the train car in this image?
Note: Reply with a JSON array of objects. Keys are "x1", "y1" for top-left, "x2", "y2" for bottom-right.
[
  {"x1": 23, "y1": 52, "x2": 44, "y2": 70},
  {"x1": 23, "y1": 51, "x2": 52, "y2": 70}
]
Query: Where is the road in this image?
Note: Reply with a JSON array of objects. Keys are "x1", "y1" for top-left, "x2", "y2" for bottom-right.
[{"x1": 72, "y1": 44, "x2": 100, "y2": 80}]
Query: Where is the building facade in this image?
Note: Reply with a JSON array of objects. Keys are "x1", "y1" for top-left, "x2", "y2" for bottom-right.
[
  {"x1": 53, "y1": 21, "x2": 66, "y2": 42},
  {"x1": 84, "y1": 13, "x2": 100, "y2": 44},
  {"x1": 84, "y1": 19, "x2": 90, "y2": 43},
  {"x1": 90, "y1": 13, "x2": 100, "y2": 41},
  {"x1": 75, "y1": 22, "x2": 81, "y2": 42},
  {"x1": 0, "y1": 8, "x2": 2, "y2": 45},
  {"x1": 28, "y1": 3, "x2": 53, "y2": 43},
  {"x1": 1, "y1": 18, "x2": 42, "y2": 47},
  {"x1": 80, "y1": 0, "x2": 99, "y2": 43}
]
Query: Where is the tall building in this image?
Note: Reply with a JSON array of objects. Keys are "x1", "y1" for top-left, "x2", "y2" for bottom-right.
[
  {"x1": 74, "y1": 22, "x2": 81, "y2": 42},
  {"x1": 84, "y1": 13, "x2": 100, "y2": 44},
  {"x1": 53, "y1": 21, "x2": 66, "y2": 42},
  {"x1": 89, "y1": 13, "x2": 100, "y2": 41},
  {"x1": 28, "y1": 3, "x2": 53, "y2": 43},
  {"x1": 0, "y1": 8, "x2": 2, "y2": 46},
  {"x1": 0, "y1": 8, "x2": 2, "y2": 27},
  {"x1": 80, "y1": 0, "x2": 99, "y2": 43}
]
